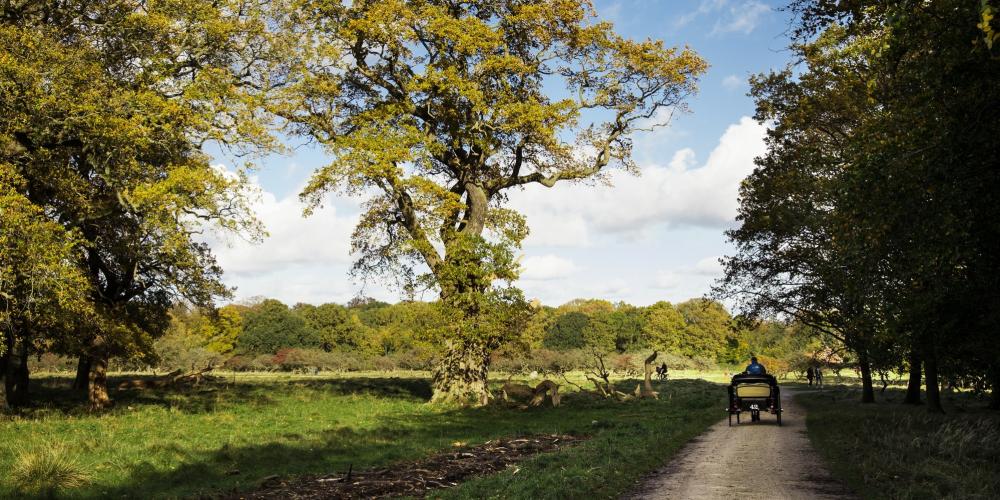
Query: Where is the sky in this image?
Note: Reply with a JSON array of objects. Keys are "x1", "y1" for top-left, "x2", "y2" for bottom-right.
[{"x1": 207, "y1": 0, "x2": 796, "y2": 308}]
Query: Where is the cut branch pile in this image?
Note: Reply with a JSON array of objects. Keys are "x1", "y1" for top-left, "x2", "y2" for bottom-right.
[
  {"x1": 225, "y1": 434, "x2": 584, "y2": 499},
  {"x1": 116, "y1": 366, "x2": 215, "y2": 390}
]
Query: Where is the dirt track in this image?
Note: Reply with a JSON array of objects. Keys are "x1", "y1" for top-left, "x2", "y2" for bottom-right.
[{"x1": 627, "y1": 390, "x2": 854, "y2": 500}]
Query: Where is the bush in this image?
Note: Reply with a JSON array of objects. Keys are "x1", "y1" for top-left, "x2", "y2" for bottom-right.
[
  {"x1": 610, "y1": 353, "x2": 639, "y2": 376},
  {"x1": 10, "y1": 445, "x2": 90, "y2": 497}
]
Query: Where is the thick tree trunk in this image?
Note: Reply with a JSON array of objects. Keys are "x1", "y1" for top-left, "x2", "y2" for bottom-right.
[
  {"x1": 73, "y1": 355, "x2": 91, "y2": 392},
  {"x1": 0, "y1": 345, "x2": 9, "y2": 409},
  {"x1": 858, "y1": 351, "x2": 875, "y2": 403},
  {"x1": 11, "y1": 341, "x2": 29, "y2": 406},
  {"x1": 924, "y1": 353, "x2": 943, "y2": 413},
  {"x1": 903, "y1": 350, "x2": 922, "y2": 405},
  {"x1": 3, "y1": 337, "x2": 30, "y2": 408},
  {"x1": 430, "y1": 340, "x2": 491, "y2": 405},
  {"x1": 88, "y1": 356, "x2": 111, "y2": 409}
]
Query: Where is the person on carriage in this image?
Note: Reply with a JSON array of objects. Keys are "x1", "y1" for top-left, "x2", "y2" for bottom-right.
[
  {"x1": 745, "y1": 356, "x2": 766, "y2": 375},
  {"x1": 728, "y1": 356, "x2": 779, "y2": 409}
]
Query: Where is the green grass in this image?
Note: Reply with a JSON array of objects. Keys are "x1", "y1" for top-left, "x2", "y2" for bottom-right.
[
  {"x1": 1, "y1": 372, "x2": 725, "y2": 499},
  {"x1": 796, "y1": 387, "x2": 1000, "y2": 500}
]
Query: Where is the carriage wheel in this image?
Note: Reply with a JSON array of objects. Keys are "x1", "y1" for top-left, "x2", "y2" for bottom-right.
[
  {"x1": 777, "y1": 406, "x2": 782, "y2": 426},
  {"x1": 728, "y1": 414, "x2": 732, "y2": 426},
  {"x1": 736, "y1": 412, "x2": 740, "y2": 424}
]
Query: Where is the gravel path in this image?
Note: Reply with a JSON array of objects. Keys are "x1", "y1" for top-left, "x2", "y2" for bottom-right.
[{"x1": 626, "y1": 390, "x2": 854, "y2": 500}]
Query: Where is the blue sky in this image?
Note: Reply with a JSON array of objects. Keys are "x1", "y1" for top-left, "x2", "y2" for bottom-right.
[{"x1": 208, "y1": 0, "x2": 795, "y2": 307}]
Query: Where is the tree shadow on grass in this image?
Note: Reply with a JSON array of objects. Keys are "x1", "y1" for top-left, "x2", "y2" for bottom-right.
[
  {"x1": 7, "y1": 375, "x2": 432, "y2": 420},
  {"x1": 80, "y1": 379, "x2": 723, "y2": 499}
]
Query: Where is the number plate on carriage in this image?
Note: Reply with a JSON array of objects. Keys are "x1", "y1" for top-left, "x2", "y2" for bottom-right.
[{"x1": 750, "y1": 404, "x2": 759, "y2": 410}]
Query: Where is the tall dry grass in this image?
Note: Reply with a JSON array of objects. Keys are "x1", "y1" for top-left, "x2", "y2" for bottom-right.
[{"x1": 9, "y1": 444, "x2": 90, "y2": 498}]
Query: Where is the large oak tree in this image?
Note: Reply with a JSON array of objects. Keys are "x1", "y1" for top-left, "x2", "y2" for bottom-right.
[{"x1": 283, "y1": 0, "x2": 706, "y2": 403}]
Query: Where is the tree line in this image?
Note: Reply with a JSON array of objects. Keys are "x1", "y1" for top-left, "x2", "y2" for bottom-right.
[
  {"x1": 716, "y1": 0, "x2": 1000, "y2": 411},
  {"x1": 142, "y1": 296, "x2": 817, "y2": 375}
]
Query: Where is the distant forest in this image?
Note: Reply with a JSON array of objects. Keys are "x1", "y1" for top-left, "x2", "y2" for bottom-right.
[{"x1": 32, "y1": 297, "x2": 822, "y2": 377}]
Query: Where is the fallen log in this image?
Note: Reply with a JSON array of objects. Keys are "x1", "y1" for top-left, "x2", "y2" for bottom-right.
[{"x1": 117, "y1": 366, "x2": 214, "y2": 390}]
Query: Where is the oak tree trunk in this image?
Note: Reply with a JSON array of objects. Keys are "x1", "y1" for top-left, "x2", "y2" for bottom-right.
[
  {"x1": 0, "y1": 343, "x2": 9, "y2": 409},
  {"x1": 88, "y1": 356, "x2": 111, "y2": 409},
  {"x1": 11, "y1": 341, "x2": 29, "y2": 406},
  {"x1": 924, "y1": 353, "x2": 943, "y2": 413},
  {"x1": 430, "y1": 341, "x2": 491, "y2": 405},
  {"x1": 73, "y1": 355, "x2": 91, "y2": 392},
  {"x1": 3, "y1": 337, "x2": 30, "y2": 408},
  {"x1": 903, "y1": 350, "x2": 922, "y2": 405},
  {"x1": 858, "y1": 351, "x2": 875, "y2": 403}
]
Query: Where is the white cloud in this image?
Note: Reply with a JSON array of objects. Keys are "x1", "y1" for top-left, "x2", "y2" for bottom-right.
[
  {"x1": 653, "y1": 270, "x2": 682, "y2": 290},
  {"x1": 210, "y1": 187, "x2": 357, "y2": 275},
  {"x1": 712, "y1": 1, "x2": 770, "y2": 35},
  {"x1": 694, "y1": 256, "x2": 723, "y2": 275},
  {"x1": 519, "y1": 255, "x2": 578, "y2": 281},
  {"x1": 675, "y1": 0, "x2": 770, "y2": 36},
  {"x1": 722, "y1": 74, "x2": 744, "y2": 90},
  {"x1": 510, "y1": 116, "x2": 767, "y2": 247},
  {"x1": 675, "y1": 0, "x2": 728, "y2": 28},
  {"x1": 201, "y1": 173, "x2": 378, "y2": 305}
]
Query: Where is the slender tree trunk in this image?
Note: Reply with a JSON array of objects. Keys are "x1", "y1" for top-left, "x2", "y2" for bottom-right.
[
  {"x1": 859, "y1": 351, "x2": 875, "y2": 403},
  {"x1": 990, "y1": 365, "x2": 1000, "y2": 410},
  {"x1": 924, "y1": 353, "x2": 943, "y2": 413},
  {"x1": 73, "y1": 355, "x2": 91, "y2": 392},
  {"x1": 903, "y1": 350, "x2": 922, "y2": 405},
  {"x1": 430, "y1": 340, "x2": 491, "y2": 405},
  {"x1": 88, "y1": 356, "x2": 111, "y2": 409}
]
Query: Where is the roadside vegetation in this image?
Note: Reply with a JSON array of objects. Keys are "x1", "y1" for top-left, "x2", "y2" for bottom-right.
[
  {"x1": 797, "y1": 387, "x2": 1000, "y2": 499},
  {"x1": 0, "y1": 373, "x2": 723, "y2": 499}
]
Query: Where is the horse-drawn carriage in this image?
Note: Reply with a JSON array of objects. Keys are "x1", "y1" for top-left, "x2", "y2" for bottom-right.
[{"x1": 727, "y1": 374, "x2": 782, "y2": 426}]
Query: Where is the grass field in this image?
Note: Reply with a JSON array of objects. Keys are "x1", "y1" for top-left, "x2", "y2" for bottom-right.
[
  {"x1": 796, "y1": 386, "x2": 1000, "y2": 499},
  {"x1": 0, "y1": 371, "x2": 725, "y2": 499}
]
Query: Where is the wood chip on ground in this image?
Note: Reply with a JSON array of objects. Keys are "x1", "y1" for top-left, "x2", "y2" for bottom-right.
[{"x1": 221, "y1": 433, "x2": 584, "y2": 499}]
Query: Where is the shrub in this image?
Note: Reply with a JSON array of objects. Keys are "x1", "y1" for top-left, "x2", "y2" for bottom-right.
[
  {"x1": 222, "y1": 355, "x2": 255, "y2": 372},
  {"x1": 610, "y1": 353, "x2": 639, "y2": 376},
  {"x1": 10, "y1": 445, "x2": 90, "y2": 497}
]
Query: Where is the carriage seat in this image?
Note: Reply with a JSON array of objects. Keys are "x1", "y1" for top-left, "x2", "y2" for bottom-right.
[{"x1": 735, "y1": 383, "x2": 772, "y2": 398}]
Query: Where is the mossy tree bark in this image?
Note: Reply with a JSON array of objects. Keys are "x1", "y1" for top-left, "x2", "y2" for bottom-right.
[
  {"x1": 88, "y1": 355, "x2": 111, "y2": 409},
  {"x1": 430, "y1": 341, "x2": 492, "y2": 405}
]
